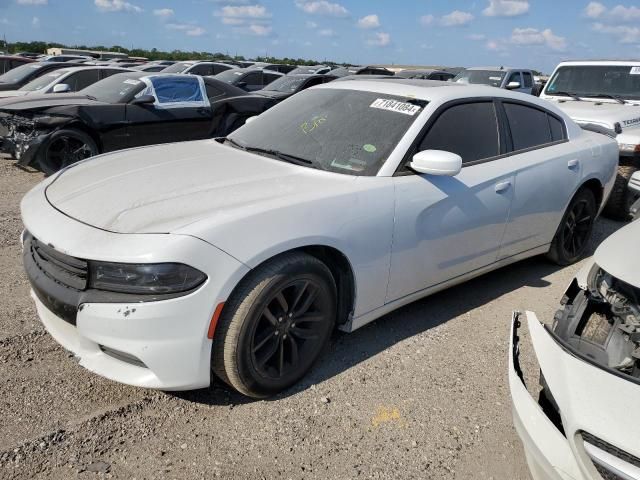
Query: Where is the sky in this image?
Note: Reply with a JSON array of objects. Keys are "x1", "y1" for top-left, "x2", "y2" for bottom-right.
[{"x1": 1, "y1": 0, "x2": 639, "y2": 73}]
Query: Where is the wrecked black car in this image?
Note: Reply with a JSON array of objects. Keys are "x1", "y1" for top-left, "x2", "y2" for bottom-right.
[{"x1": 0, "y1": 72, "x2": 247, "y2": 174}]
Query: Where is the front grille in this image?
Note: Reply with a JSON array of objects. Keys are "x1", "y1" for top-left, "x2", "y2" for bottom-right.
[
  {"x1": 30, "y1": 236, "x2": 88, "y2": 291},
  {"x1": 581, "y1": 432, "x2": 640, "y2": 480}
]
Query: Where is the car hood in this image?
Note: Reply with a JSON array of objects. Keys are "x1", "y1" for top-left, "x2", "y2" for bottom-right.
[
  {"x1": 547, "y1": 99, "x2": 640, "y2": 133},
  {"x1": 45, "y1": 140, "x2": 357, "y2": 235},
  {"x1": 0, "y1": 94, "x2": 104, "y2": 112},
  {"x1": 594, "y1": 219, "x2": 640, "y2": 287}
]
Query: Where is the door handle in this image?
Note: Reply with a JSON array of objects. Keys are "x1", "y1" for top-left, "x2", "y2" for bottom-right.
[
  {"x1": 568, "y1": 159, "x2": 579, "y2": 169},
  {"x1": 495, "y1": 181, "x2": 511, "y2": 194}
]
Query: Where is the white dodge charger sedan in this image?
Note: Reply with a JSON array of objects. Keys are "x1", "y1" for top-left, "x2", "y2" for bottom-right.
[
  {"x1": 21, "y1": 79, "x2": 618, "y2": 397},
  {"x1": 510, "y1": 220, "x2": 640, "y2": 480}
]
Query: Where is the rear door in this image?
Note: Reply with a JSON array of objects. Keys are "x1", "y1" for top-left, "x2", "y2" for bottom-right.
[
  {"x1": 124, "y1": 76, "x2": 212, "y2": 146},
  {"x1": 56, "y1": 69, "x2": 100, "y2": 93},
  {"x1": 387, "y1": 100, "x2": 515, "y2": 302},
  {"x1": 496, "y1": 101, "x2": 579, "y2": 257}
]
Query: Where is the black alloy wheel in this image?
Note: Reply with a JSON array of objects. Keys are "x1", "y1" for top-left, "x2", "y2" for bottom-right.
[
  {"x1": 547, "y1": 188, "x2": 596, "y2": 265},
  {"x1": 250, "y1": 279, "x2": 330, "y2": 380},
  {"x1": 38, "y1": 128, "x2": 98, "y2": 175},
  {"x1": 212, "y1": 252, "x2": 337, "y2": 398}
]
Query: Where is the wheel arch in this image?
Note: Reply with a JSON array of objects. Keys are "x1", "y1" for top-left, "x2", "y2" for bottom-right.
[
  {"x1": 227, "y1": 244, "x2": 357, "y2": 327},
  {"x1": 580, "y1": 177, "x2": 604, "y2": 211},
  {"x1": 61, "y1": 121, "x2": 104, "y2": 153}
]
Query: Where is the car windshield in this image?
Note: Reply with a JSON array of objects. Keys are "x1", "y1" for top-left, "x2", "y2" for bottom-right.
[
  {"x1": 0, "y1": 63, "x2": 43, "y2": 84},
  {"x1": 215, "y1": 69, "x2": 245, "y2": 83},
  {"x1": 80, "y1": 74, "x2": 145, "y2": 103},
  {"x1": 454, "y1": 70, "x2": 506, "y2": 87},
  {"x1": 331, "y1": 67, "x2": 360, "y2": 77},
  {"x1": 162, "y1": 62, "x2": 192, "y2": 73},
  {"x1": 263, "y1": 76, "x2": 307, "y2": 92},
  {"x1": 288, "y1": 65, "x2": 323, "y2": 75},
  {"x1": 19, "y1": 70, "x2": 67, "y2": 91},
  {"x1": 228, "y1": 89, "x2": 426, "y2": 176},
  {"x1": 545, "y1": 65, "x2": 640, "y2": 100}
]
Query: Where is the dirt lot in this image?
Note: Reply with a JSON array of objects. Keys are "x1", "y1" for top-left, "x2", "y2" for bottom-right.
[{"x1": 0, "y1": 157, "x2": 625, "y2": 480}]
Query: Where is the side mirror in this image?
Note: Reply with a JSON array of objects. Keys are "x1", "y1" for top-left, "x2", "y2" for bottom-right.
[
  {"x1": 236, "y1": 81, "x2": 248, "y2": 89},
  {"x1": 244, "y1": 116, "x2": 258, "y2": 125},
  {"x1": 409, "y1": 150, "x2": 462, "y2": 176},
  {"x1": 52, "y1": 83, "x2": 71, "y2": 93},
  {"x1": 130, "y1": 94, "x2": 155, "y2": 106},
  {"x1": 506, "y1": 81, "x2": 521, "y2": 90}
]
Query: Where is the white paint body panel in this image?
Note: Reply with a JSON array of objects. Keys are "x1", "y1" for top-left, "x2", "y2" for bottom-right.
[
  {"x1": 22, "y1": 82, "x2": 618, "y2": 389},
  {"x1": 510, "y1": 312, "x2": 640, "y2": 480}
]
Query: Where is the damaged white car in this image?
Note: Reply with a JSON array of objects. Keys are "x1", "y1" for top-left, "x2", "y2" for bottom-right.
[
  {"x1": 541, "y1": 61, "x2": 640, "y2": 218},
  {"x1": 22, "y1": 80, "x2": 617, "y2": 397},
  {"x1": 510, "y1": 220, "x2": 640, "y2": 479}
]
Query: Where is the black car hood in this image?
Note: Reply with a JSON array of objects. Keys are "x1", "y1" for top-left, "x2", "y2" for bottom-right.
[{"x1": 0, "y1": 94, "x2": 105, "y2": 113}]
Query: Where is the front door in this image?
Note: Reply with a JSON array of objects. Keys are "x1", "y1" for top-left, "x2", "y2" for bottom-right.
[
  {"x1": 124, "y1": 76, "x2": 212, "y2": 147},
  {"x1": 387, "y1": 101, "x2": 514, "y2": 302}
]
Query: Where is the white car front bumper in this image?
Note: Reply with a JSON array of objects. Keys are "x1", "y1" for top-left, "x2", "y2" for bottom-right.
[
  {"x1": 509, "y1": 311, "x2": 640, "y2": 480},
  {"x1": 21, "y1": 181, "x2": 251, "y2": 390}
]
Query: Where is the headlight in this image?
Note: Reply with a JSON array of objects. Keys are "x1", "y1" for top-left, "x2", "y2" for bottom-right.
[
  {"x1": 88, "y1": 262, "x2": 207, "y2": 295},
  {"x1": 619, "y1": 143, "x2": 640, "y2": 153}
]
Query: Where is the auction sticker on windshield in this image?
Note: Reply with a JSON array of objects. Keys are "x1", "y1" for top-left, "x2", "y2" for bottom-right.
[
  {"x1": 631, "y1": 67, "x2": 640, "y2": 75},
  {"x1": 370, "y1": 98, "x2": 422, "y2": 116}
]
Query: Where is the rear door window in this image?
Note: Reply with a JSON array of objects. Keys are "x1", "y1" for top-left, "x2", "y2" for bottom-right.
[
  {"x1": 503, "y1": 102, "x2": 555, "y2": 151},
  {"x1": 264, "y1": 73, "x2": 281, "y2": 85},
  {"x1": 522, "y1": 72, "x2": 533, "y2": 88},
  {"x1": 419, "y1": 102, "x2": 500, "y2": 164},
  {"x1": 242, "y1": 71, "x2": 262, "y2": 89},
  {"x1": 548, "y1": 115, "x2": 567, "y2": 142},
  {"x1": 66, "y1": 69, "x2": 100, "y2": 91}
]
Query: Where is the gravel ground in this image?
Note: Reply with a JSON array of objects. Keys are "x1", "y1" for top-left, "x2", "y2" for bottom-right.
[{"x1": 0, "y1": 156, "x2": 626, "y2": 480}]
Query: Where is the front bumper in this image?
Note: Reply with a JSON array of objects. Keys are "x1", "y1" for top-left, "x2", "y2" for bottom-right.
[
  {"x1": 509, "y1": 312, "x2": 640, "y2": 480},
  {"x1": 21, "y1": 180, "x2": 251, "y2": 390}
]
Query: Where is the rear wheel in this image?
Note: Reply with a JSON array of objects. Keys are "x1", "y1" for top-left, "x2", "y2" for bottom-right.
[
  {"x1": 603, "y1": 164, "x2": 637, "y2": 220},
  {"x1": 547, "y1": 188, "x2": 596, "y2": 266},
  {"x1": 37, "y1": 128, "x2": 98, "y2": 175},
  {"x1": 212, "y1": 252, "x2": 336, "y2": 398}
]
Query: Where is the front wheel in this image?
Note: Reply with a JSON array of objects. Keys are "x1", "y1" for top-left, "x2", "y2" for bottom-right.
[
  {"x1": 37, "y1": 128, "x2": 99, "y2": 175},
  {"x1": 212, "y1": 252, "x2": 336, "y2": 398},
  {"x1": 547, "y1": 188, "x2": 596, "y2": 266}
]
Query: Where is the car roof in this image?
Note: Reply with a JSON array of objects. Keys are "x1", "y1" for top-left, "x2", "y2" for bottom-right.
[
  {"x1": 555, "y1": 60, "x2": 640, "y2": 66},
  {"x1": 317, "y1": 78, "x2": 555, "y2": 106},
  {"x1": 54, "y1": 66, "x2": 132, "y2": 74},
  {"x1": 466, "y1": 66, "x2": 531, "y2": 72},
  {"x1": 0, "y1": 55, "x2": 35, "y2": 61}
]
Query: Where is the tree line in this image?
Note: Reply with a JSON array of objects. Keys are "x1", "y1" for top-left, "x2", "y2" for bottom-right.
[{"x1": 3, "y1": 40, "x2": 345, "y2": 66}]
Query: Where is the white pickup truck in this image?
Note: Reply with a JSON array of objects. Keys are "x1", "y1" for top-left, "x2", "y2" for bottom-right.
[{"x1": 540, "y1": 60, "x2": 640, "y2": 218}]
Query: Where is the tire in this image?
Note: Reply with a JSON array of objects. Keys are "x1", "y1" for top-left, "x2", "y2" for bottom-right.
[
  {"x1": 212, "y1": 252, "x2": 337, "y2": 398},
  {"x1": 37, "y1": 128, "x2": 99, "y2": 175},
  {"x1": 603, "y1": 164, "x2": 637, "y2": 220},
  {"x1": 547, "y1": 188, "x2": 597, "y2": 266}
]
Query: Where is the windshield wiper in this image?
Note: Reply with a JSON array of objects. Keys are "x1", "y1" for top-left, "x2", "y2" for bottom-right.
[
  {"x1": 584, "y1": 93, "x2": 628, "y2": 104},
  {"x1": 222, "y1": 137, "x2": 246, "y2": 150},
  {"x1": 222, "y1": 137, "x2": 314, "y2": 166},
  {"x1": 552, "y1": 91, "x2": 582, "y2": 101},
  {"x1": 245, "y1": 146, "x2": 313, "y2": 166}
]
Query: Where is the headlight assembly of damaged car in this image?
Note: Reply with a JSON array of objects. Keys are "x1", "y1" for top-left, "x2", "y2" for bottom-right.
[
  {"x1": 619, "y1": 143, "x2": 640, "y2": 153},
  {"x1": 88, "y1": 262, "x2": 207, "y2": 295}
]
